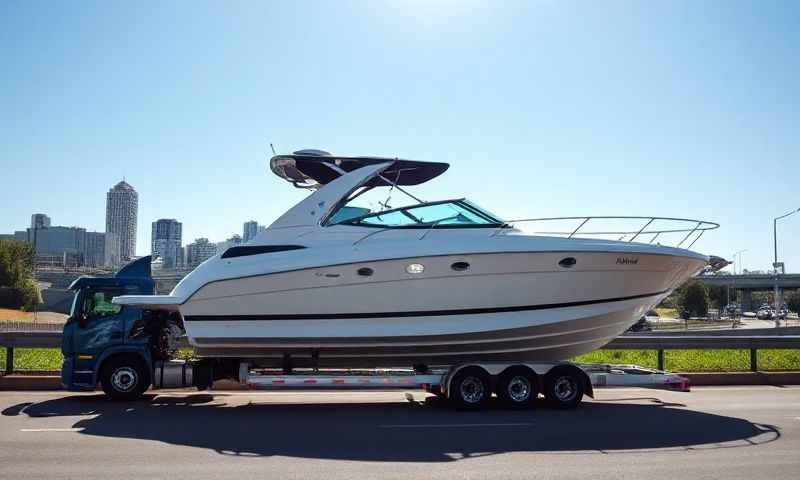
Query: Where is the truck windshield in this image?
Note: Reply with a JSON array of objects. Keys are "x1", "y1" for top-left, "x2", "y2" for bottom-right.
[{"x1": 82, "y1": 288, "x2": 123, "y2": 319}]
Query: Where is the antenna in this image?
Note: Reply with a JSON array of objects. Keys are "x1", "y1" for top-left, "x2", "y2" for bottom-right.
[{"x1": 270, "y1": 143, "x2": 276, "y2": 155}]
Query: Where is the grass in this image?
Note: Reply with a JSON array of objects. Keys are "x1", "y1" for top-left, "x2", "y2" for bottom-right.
[
  {"x1": 0, "y1": 348, "x2": 63, "y2": 372},
  {"x1": 1, "y1": 348, "x2": 798, "y2": 374},
  {"x1": 573, "y1": 349, "x2": 800, "y2": 372},
  {"x1": 654, "y1": 307, "x2": 679, "y2": 319}
]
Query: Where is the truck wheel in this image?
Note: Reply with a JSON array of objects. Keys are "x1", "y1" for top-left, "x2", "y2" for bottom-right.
[
  {"x1": 544, "y1": 366, "x2": 585, "y2": 410},
  {"x1": 449, "y1": 367, "x2": 491, "y2": 410},
  {"x1": 497, "y1": 366, "x2": 537, "y2": 408},
  {"x1": 100, "y1": 355, "x2": 149, "y2": 401}
]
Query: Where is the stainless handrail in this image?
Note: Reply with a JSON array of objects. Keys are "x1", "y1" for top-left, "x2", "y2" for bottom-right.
[{"x1": 492, "y1": 216, "x2": 719, "y2": 249}]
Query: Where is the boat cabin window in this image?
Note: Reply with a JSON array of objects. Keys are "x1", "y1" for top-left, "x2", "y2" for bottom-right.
[
  {"x1": 327, "y1": 206, "x2": 371, "y2": 224},
  {"x1": 333, "y1": 199, "x2": 504, "y2": 228}
]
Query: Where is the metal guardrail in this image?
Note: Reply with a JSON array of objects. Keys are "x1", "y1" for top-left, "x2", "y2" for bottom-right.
[{"x1": 2, "y1": 330, "x2": 799, "y2": 375}]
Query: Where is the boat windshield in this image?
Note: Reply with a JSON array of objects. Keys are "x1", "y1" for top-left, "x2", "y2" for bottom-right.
[{"x1": 334, "y1": 199, "x2": 504, "y2": 228}]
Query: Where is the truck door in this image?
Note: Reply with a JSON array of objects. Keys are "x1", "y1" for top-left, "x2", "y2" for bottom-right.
[{"x1": 73, "y1": 286, "x2": 128, "y2": 355}]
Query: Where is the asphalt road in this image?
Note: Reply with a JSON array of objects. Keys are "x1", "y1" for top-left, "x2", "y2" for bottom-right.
[{"x1": 1, "y1": 387, "x2": 798, "y2": 479}]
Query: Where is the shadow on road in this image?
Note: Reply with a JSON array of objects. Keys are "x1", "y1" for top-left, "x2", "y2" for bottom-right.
[{"x1": 3, "y1": 393, "x2": 779, "y2": 462}]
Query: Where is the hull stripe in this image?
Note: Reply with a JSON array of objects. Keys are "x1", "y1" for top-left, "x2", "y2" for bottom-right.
[{"x1": 184, "y1": 289, "x2": 668, "y2": 322}]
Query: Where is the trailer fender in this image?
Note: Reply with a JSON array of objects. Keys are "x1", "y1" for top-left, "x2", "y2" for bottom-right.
[{"x1": 582, "y1": 370, "x2": 594, "y2": 398}]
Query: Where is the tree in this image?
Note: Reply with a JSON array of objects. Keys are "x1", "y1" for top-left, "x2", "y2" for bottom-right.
[
  {"x1": 680, "y1": 281, "x2": 709, "y2": 317},
  {"x1": 705, "y1": 284, "x2": 725, "y2": 309},
  {"x1": 786, "y1": 290, "x2": 800, "y2": 313},
  {"x1": 0, "y1": 239, "x2": 39, "y2": 309},
  {"x1": 0, "y1": 239, "x2": 35, "y2": 286}
]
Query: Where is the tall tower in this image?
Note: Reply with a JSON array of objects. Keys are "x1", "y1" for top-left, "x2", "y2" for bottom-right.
[
  {"x1": 151, "y1": 219, "x2": 182, "y2": 269},
  {"x1": 106, "y1": 180, "x2": 138, "y2": 261},
  {"x1": 30, "y1": 213, "x2": 51, "y2": 230},
  {"x1": 243, "y1": 220, "x2": 259, "y2": 243}
]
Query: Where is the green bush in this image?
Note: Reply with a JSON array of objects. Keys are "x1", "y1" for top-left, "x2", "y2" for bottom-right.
[
  {"x1": 786, "y1": 290, "x2": 800, "y2": 313},
  {"x1": 0, "y1": 239, "x2": 35, "y2": 286},
  {"x1": 0, "y1": 239, "x2": 39, "y2": 309},
  {"x1": 14, "y1": 277, "x2": 42, "y2": 310},
  {"x1": 680, "y1": 281, "x2": 709, "y2": 317}
]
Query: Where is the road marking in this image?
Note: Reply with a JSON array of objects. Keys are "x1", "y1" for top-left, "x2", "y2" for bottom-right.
[
  {"x1": 20, "y1": 428, "x2": 84, "y2": 432},
  {"x1": 380, "y1": 423, "x2": 534, "y2": 428}
]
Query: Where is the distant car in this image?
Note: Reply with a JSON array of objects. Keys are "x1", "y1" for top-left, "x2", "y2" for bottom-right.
[{"x1": 756, "y1": 305, "x2": 774, "y2": 320}]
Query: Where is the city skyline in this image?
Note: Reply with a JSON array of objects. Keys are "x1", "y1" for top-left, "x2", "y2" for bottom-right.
[
  {"x1": 3, "y1": 169, "x2": 799, "y2": 273},
  {"x1": 2, "y1": 176, "x2": 271, "y2": 269},
  {"x1": 0, "y1": 175, "x2": 271, "y2": 266}
]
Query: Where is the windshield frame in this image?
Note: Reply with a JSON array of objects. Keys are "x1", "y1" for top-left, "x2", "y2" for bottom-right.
[{"x1": 333, "y1": 198, "x2": 505, "y2": 229}]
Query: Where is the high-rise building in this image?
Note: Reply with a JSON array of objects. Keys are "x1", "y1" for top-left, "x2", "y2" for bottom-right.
[
  {"x1": 106, "y1": 181, "x2": 138, "y2": 261},
  {"x1": 84, "y1": 231, "x2": 120, "y2": 267},
  {"x1": 31, "y1": 213, "x2": 51, "y2": 230},
  {"x1": 243, "y1": 220, "x2": 259, "y2": 243},
  {"x1": 29, "y1": 226, "x2": 86, "y2": 266},
  {"x1": 186, "y1": 238, "x2": 217, "y2": 267},
  {"x1": 151, "y1": 219, "x2": 182, "y2": 269}
]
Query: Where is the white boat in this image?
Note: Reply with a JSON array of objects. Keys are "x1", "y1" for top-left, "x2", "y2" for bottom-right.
[{"x1": 115, "y1": 150, "x2": 718, "y2": 367}]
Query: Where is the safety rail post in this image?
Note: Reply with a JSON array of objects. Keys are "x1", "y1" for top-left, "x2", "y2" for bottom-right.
[
  {"x1": 567, "y1": 218, "x2": 591, "y2": 239},
  {"x1": 750, "y1": 348, "x2": 758, "y2": 372},
  {"x1": 628, "y1": 218, "x2": 655, "y2": 243},
  {"x1": 5, "y1": 346, "x2": 13, "y2": 375},
  {"x1": 657, "y1": 349, "x2": 664, "y2": 371}
]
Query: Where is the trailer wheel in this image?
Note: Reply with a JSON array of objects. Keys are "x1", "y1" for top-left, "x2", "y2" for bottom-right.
[
  {"x1": 497, "y1": 366, "x2": 537, "y2": 408},
  {"x1": 100, "y1": 355, "x2": 149, "y2": 401},
  {"x1": 544, "y1": 366, "x2": 585, "y2": 409},
  {"x1": 449, "y1": 367, "x2": 491, "y2": 410}
]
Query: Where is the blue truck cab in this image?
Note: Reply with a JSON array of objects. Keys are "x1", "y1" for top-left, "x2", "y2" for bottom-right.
[{"x1": 61, "y1": 256, "x2": 199, "y2": 399}]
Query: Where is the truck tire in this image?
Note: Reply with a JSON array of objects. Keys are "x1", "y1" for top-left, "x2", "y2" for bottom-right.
[
  {"x1": 100, "y1": 355, "x2": 150, "y2": 401},
  {"x1": 544, "y1": 366, "x2": 585, "y2": 410},
  {"x1": 448, "y1": 367, "x2": 491, "y2": 410},
  {"x1": 497, "y1": 366, "x2": 537, "y2": 408}
]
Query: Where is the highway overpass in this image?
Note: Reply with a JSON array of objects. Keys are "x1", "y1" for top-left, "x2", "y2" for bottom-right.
[{"x1": 696, "y1": 273, "x2": 800, "y2": 310}]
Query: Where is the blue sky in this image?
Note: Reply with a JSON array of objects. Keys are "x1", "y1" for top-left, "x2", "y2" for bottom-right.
[{"x1": 1, "y1": 1, "x2": 798, "y2": 272}]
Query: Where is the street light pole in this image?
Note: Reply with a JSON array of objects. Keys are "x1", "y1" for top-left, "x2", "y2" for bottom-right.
[
  {"x1": 730, "y1": 249, "x2": 747, "y2": 316},
  {"x1": 773, "y1": 208, "x2": 800, "y2": 327}
]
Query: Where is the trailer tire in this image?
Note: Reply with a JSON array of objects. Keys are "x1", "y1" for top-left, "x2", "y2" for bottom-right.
[
  {"x1": 497, "y1": 366, "x2": 537, "y2": 408},
  {"x1": 544, "y1": 366, "x2": 584, "y2": 410},
  {"x1": 449, "y1": 367, "x2": 491, "y2": 410},
  {"x1": 100, "y1": 355, "x2": 149, "y2": 401}
]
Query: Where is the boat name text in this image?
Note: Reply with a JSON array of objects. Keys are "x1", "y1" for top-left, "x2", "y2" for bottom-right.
[{"x1": 616, "y1": 257, "x2": 639, "y2": 265}]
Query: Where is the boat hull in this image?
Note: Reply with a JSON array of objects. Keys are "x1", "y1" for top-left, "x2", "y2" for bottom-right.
[
  {"x1": 180, "y1": 251, "x2": 704, "y2": 367},
  {"x1": 190, "y1": 296, "x2": 658, "y2": 367}
]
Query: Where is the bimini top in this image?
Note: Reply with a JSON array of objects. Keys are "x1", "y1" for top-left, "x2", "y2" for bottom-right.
[{"x1": 270, "y1": 149, "x2": 449, "y2": 189}]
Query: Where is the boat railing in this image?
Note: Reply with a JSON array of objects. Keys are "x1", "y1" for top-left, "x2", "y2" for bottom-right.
[{"x1": 492, "y1": 216, "x2": 720, "y2": 249}]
